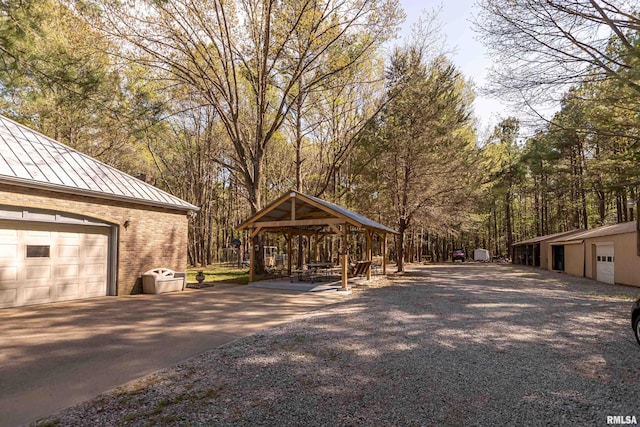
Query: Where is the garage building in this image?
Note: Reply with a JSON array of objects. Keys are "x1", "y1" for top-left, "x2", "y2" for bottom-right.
[
  {"x1": 547, "y1": 221, "x2": 640, "y2": 287},
  {"x1": 0, "y1": 115, "x2": 196, "y2": 308}
]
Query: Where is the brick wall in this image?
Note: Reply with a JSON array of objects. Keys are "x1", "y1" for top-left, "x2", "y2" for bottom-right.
[{"x1": 0, "y1": 184, "x2": 189, "y2": 295}]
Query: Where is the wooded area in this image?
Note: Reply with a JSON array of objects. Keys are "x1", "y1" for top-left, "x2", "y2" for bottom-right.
[{"x1": 1, "y1": 0, "x2": 638, "y2": 271}]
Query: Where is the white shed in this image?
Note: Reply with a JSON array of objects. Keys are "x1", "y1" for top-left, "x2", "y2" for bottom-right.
[{"x1": 473, "y1": 248, "x2": 490, "y2": 262}]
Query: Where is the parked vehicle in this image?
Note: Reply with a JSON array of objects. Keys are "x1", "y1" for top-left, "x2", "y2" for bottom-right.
[
  {"x1": 452, "y1": 248, "x2": 465, "y2": 262},
  {"x1": 632, "y1": 297, "x2": 640, "y2": 345}
]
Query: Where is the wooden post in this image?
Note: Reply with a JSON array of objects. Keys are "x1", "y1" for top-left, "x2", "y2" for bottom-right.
[
  {"x1": 342, "y1": 224, "x2": 349, "y2": 290},
  {"x1": 249, "y1": 229, "x2": 255, "y2": 283},
  {"x1": 382, "y1": 233, "x2": 387, "y2": 275},
  {"x1": 366, "y1": 230, "x2": 372, "y2": 280},
  {"x1": 287, "y1": 231, "x2": 292, "y2": 276}
]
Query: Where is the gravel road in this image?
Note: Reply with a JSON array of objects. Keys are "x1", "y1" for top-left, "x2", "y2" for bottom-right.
[{"x1": 35, "y1": 264, "x2": 640, "y2": 426}]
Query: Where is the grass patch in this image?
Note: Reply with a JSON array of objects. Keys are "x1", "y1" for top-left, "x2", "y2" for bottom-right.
[
  {"x1": 149, "y1": 398, "x2": 169, "y2": 416},
  {"x1": 33, "y1": 417, "x2": 61, "y2": 427},
  {"x1": 603, "y1": 294, "x2": 638, "y2": 302},
  {"x1": 186, "y1": 265, "x2": 250, "y2": 284},
  {"x1": 278, "y1": 334, "x2": 307, "y2": 351},
  {"x1": 202, "y1": 386, "x2": 224, "y2": 400},
  {"x1": 118, "y1": 413, "x2": 137, "y2": 425}
]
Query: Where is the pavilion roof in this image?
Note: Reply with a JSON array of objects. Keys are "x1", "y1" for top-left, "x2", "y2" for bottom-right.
[{"x1": 237, "y1": 190, "x2": 397, "y2": 235}]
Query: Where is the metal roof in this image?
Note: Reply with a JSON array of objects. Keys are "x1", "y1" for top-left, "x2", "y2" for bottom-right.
[
  {"x1": 238, "y1": 190, "x2": 398, "y2": 234},
  {"x1": 0, "y1": 115, "x2": 197, "y2": 211},
  {"x1": 549, "y1": 221, "x2": 637, "y2": 244},
  {"x1": 303, "y1": 192, "x2": 398, "y2": 234},
  {"x1": 513, "y1": 229, "x2": 584, "y2": 246}
]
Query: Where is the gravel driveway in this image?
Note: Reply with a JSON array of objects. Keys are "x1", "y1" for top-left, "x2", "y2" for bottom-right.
[{"x1": 36, "y1": 264, "x2": 640, "y2": 426}]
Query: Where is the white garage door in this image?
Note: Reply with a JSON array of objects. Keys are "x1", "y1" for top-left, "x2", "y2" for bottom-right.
[
  {"x1": 596, "y1": 244, "x2": 615, "y2": 285},
  {"x1": 0, "y1": 223, "x2": 109, "y2": 308}
]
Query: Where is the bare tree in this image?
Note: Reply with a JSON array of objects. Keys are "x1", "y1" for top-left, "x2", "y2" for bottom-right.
[
  {"x1": 83, "y1": 0, "x2": 402, "y2": 273},
  {"x1": 474, "y1": 0, "x2": 640, "y2": 103},
  {"x1": 87, "y1": 0, "x2": 402, "y2": 214}
]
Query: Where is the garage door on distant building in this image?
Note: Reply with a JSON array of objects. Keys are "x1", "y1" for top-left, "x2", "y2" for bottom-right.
[
  {"x1": 0, "y1": 222, "x2": 110, "y2": 308},
  {"x1": 596, "y1": 244, "x2": 615, "y2": 285}
]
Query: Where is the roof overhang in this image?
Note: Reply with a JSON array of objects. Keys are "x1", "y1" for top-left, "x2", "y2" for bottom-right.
[
  {"x1": 513, "y1": 229, "x2": 584, "y2": 246},
  {"x1": 1, "y1": 176, "x2": 198, "y2": 213},
  {"x1": 547, "y1": 222, "x2": 637, "y2": 244},
  {"x1": 550, "y1": 240, "x2": 584, "y2": 246}
]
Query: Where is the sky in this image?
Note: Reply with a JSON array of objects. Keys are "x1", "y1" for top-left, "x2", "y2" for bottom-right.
[{"x1": 397, "y1": 0, "x2": 509, "y2": 136}]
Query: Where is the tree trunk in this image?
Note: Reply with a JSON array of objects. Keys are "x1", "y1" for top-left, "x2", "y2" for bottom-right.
[
  {"x1": 246, "y1": 171, "x2": 265, "y2": 275},
  {"x1": 396, "y1": 219, "x2": 407, "y2": 272},
  {"x1": 534, "y1": 175, "x2": 541, "y2": 236},
  {"x1": 505, "y1": 190, "x2": 513, "y2": 259},
  {"x1": 616, "y1": 190, "x2": 624, "y2": 223},
  {"x1": 493, "y1": 205, "x2": 499, "y2": 257}
]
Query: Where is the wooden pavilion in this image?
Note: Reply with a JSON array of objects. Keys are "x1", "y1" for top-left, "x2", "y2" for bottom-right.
[{"x1": 236, "y1": 191, "x2": 398, "y2": 290}]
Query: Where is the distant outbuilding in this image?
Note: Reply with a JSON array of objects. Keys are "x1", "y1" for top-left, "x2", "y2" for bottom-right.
[
  {"x1": 547, "y1": 221, "x2": 640, "y2": 286},
  {"x1": 512, "y1": 229, "x2": 584, "y2": 268},
  {"x1": 513, "y1": 222, "x2": 640, "y2": 287},
  {"x1": 473, "y1": 248, "x2": 490, "y2": 262}
]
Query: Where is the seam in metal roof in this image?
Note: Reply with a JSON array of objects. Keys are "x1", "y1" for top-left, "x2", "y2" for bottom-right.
[
  {"x1": 0, "y1": 115, "x2": 197, "y2": 211},
  {"x1": 301, "y1": 192, "x2": 398, "y2": 234}
]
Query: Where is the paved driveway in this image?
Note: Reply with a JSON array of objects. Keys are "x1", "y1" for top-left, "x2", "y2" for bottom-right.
[{"x1": 0, "y1": 284, "x2": 345, "y2": 426}]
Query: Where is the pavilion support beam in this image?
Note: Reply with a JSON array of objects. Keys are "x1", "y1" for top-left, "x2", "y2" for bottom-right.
[
  {"x1": 250, "y1": 218, "x2": 344, "y2": 228},
  {"x1": 342, "y1": 224, "x2": 349, "y2": 290},
  {"x1": 366, "y1": 230, "x2": 372, "y2": 280},
  {"x1": 286, "y1": 231, "x2": 292, "y2": 276},
  {"x1": 382, "y1": 233, "x2": 387, "y2": 275},
  {"x1": 316, "y1": 233, "x2": 329, "y2": 243},
  {"x1": 329, "y1": 225, "x2": 341, "y2": 235},
  {"x1": 250, "y1": 227, "x2": 262, "y2": 239},
  {"x1": 291, "y1": 196, "x2": 296, "y2": 220},
  {"x1": 249, "y1": 229, "x2": 255, "y2": 283}
]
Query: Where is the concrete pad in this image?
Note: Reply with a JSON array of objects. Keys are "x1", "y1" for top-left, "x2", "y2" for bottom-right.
[
  {"x1": 249, "y1": 279, "x2": 342, "y2": 292},
  {"x1": 0, "y1": 284, "x2": 347, "y2": 427}
]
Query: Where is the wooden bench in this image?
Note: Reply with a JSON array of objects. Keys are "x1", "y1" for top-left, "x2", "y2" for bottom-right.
[{"x1": 350, "y1": 261, "x2": 371, "y2": 277}]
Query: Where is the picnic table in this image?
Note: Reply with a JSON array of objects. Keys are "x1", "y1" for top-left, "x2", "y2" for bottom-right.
[
  {"x1": 291, "y1": 262, "x2": 339, "y2": 283},
  {"x1": 306, "y1": 262, "x2": 333, "y2": 270}
]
